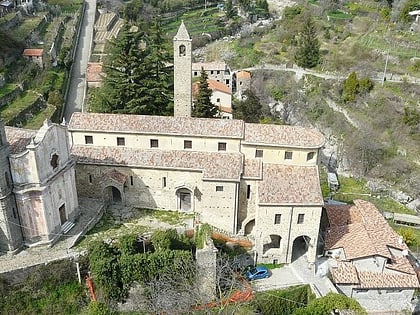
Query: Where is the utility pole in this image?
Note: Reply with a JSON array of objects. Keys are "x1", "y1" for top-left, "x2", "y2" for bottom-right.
[{"x1": 382, "y1": 49, "x2": 389, "y2": 86}]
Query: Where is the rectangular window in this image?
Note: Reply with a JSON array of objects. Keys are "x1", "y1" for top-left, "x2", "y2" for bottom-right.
[
  {"x1": 307, "y1": 152, "x2": 315, "y2": 161},
  {"x1": 184, "y1": 140, "x2": 192, "y2": 149},
  {"x1": 211, "y1": 70, "x2": 214, "y2": 74},
  {"x1": 217, "y1": 70, "x2": 220, "y2": 74},
  {"x1": 130, "y1": 176, "x2": 134, "y2": 186},
  {"x1": 162, "y1": 177, "x2": 167, "y2": 188},
  {"x1": 255, "y1": 149, "x2": 263, "y2": 158},
  {"x1": 284, "y1": 151, "x2": 293, "y2": 160},
  {"x1": 226, "y1": 79, "x2": 230, "y2": 85},
  {"x1": 150, "y1": 139, "x2": 159, "y2": 148},
  {"x1": 85, "y1": 135, "x2": 93, "y2": 144},
  {"x1": 247, "y1": 185, "x2": 251, "y2": 199},
  {"x1": 216, "y1": 98, "x2": 220, "y2": 103},
  {"x1": 218, "y1": 142, "x2": 227, "y2": 151},
  {"x1": 274, "y1": 214, "x2": 281, "y2": 224},
  {"x1": 297, "y1": 214, "x2": 305, "y2": 224},
  {"x1": 88, "y1": 174, "x2": 93, "y2": 184},
  {"x1": 194, "y1": 71, "x2": 198, "y2": 76},
  {"x1": 117, "y1": 137, "x2": 125, "y2": 146},
  {"x1": 216, "y1": 186, "x2": 224, "y2": 192}
]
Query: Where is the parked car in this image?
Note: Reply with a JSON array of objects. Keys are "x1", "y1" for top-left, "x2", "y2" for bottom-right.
[{"x1": 245, "y1": 265, "x2": 271, "y2": 281}]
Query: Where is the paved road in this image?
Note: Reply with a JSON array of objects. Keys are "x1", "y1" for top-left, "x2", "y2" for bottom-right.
[{"x1": 64, "y1": 0, "x2": 97, "y2": 122}]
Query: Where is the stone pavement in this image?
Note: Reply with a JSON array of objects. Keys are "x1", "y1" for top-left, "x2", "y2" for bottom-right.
[
  {"x1": 0, "y1": 197, "x2": 102, "y2": 274},
  {"x1": 251, "y1": 254, "x2": 337, "y2": 297}
]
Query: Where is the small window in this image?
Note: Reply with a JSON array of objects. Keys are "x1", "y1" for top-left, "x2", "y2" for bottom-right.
[
  {"x1": 216, "y1": 98, "x2": 220, "y2": 103},
  {"x1": 274, "y1": 214, "x2": 281, "y2": 224},
  {"x1": 297, "y1": 214, "x2": 305, "y2": 224},
  {"x1": 117, "y1": 137, "x2": 125, "y2": 146},
  {"x1": 255, "y1": 149, "x2": 263, "y2": 158},
  {"x1": 217, "y1": 70, "x2": 220, "y2": 74},
  {"x1": 194, "y1": 71, "x2": 198, "y2": 76},
  {"x1": 216, "y1": 186, "x2": 224, "y2": 192},
  {"x1": 226, "y1": 79, "x2": 230, "y2": 85},
  {"x1": 247, "y1": 185, "x2": 251, "y2": 199},
  {"x1": 150, "y1": 139, "x2": 159, "y2": 148},
  {"x1": 85, "y1": 135, "x2": 93, "y2": 144},
  {"x1": 130, "y1": 175, "x2": 134, "y2": 186},
  {"x1": 88, "y1": 174, "x2": 93, "y2": 184},
  {"x1": 179, "y1": 44, "x2": 186, "y2": 56},
  {"x1": 162, "y1": 177, "x2": 167, "y2": 188},
  {"x1": 184, "y1": 140, "x2": 192, "y2": 149},
  {"x1": 307, "y1": 152, "x2": 315, "y2": 161},
  {"x1": 218, "y1": 142, "x2": 226, "y2": 151},
  {"x1": 50, "y1": 154, "x2": 59, "y2": 170},
  {"x1": 284, "y1": 151, "x2": 293, "y2": 160},
  {"x1": 211, "y1": 70, "x2": 214, "y2": 74}
]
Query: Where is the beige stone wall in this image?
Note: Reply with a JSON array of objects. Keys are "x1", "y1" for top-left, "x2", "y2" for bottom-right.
[
  {"x1": 237, "y1": 179, "x2": 258, "y2": 231},
  {"x1": 240, "y1": 144, "x2": 318, "y2": 166},
  {"x1": 70, "y1": 130, "x2": 241, "y2": 153},
  {"x1": 174, "y1": 34, "x2": 192, "y2": 117},
  {"x1": 254, "y1": 205, "x2": 322, "y2": 264}
]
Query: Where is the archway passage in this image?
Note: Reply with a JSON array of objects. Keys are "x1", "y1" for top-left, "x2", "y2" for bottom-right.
[
  {"x1": 177, "y1": 188, "x2": 192, "y2": 212},
  {"x1": 291, "y1": 235, "x2": 311, "y2": 262},
  {"x1": 263, "y1": 235, "x2": 281, "y2": 254},
  {"x1": 104, "y1": 186, "x2": 122, "y2": 204},
  {"x1": 244, "y1": 219, "x2": 255, "y2": 235}
]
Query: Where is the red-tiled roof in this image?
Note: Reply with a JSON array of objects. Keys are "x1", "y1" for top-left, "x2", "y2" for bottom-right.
[
  {"x1": 86, "y1": 62, "x2": 103, "y2": 82},
  {"x1": 243, "y1": 158, "x2": 262, "y2": 179},
  {"x1": 236, "y1": 71, "x2": 251, "y2": 79},
  {"x1": 4, "y1": 127, "x2": 37, "y2": 154},
  {"x1": 68, "y1": 113, "x2": 244, "y2": 139},
  {"x1": 207, "y1": 79, "x2": 231, "y2": 94},
  {"x1": 258, "y1": 164, "x2": 323, "y2": 205},
  {"x1": 244, "y1": 123, "x2": 325, "y2": 148},
  {"x1": 325, "y1": 200, "x2": 408, "y2": 260},
  {"x1": 331, "y1": 261, "x2": 359, "y2": 284},
  {"x1": 71, "y1": 145, "x2": 243, "y2": 181},
  {"x1": 22, "y1": 49, "x2": 43, "y2": 57}
]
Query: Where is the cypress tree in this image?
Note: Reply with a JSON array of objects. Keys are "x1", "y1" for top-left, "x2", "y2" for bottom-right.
[
  {"x1": 192, "y1": 68, "x2": 218, "y2": 118},
  {"x1": 295, "y1": 15, "x2": 320, "y2": 69}
]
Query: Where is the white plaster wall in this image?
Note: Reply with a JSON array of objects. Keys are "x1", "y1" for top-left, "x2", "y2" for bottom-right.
[
  {"x1": 353, "y1": 256, "x2": 386, "y2": 272},
  {"x1": 70, "y1": 131, "x2": 241, "y2": 153},
  {"x1": 351, "y1": 288, "x2": 414, "y2": 312},
  {"x1": 240, "y1": 144, "x2": 318, "y2": 165},
  {"x1": 211, "y1": 90, "x2": 231, "y2": 108}
]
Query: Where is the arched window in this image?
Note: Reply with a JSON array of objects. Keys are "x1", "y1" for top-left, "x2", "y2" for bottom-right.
[
  {"x1": 179, "y1": 44, "x2": 186, "y2": 56},
  {"x1": 50, "y1": 153, "x2": 59, "y2": 169}
]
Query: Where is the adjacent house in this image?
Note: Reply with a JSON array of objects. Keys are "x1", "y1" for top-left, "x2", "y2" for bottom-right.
[
  {"x1": 192, "y1": 62, "x2": 232, "y2": 90},
  {"x1": 22, "y1": 48, "x2": 44, "y2": 68},
  {"x1": 192, "y1": 79, "x2": 232, "y2": 119},
  {"x1": 324, "y1": 199, "x2": 420, "y2": 312}
]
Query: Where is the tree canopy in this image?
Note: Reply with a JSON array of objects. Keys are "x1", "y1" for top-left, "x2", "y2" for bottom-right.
[
  {"x1": 294, "y1": 15, "x2": 320, "y2": 69},
  {"x1": 90, "y1": 19, "x2": 173, "y2": 116},
  {"x1": 233, "y1": 89, "x2": 263, "y2": 123},
  {"x1": 192, "y1": 68, "x2": 218, "y2": 118}
]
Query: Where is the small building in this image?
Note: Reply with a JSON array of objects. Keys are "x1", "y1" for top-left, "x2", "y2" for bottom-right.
[
  {"x1": 234, "y1": 70, "x2": 251, "y2": 96},
  {"x1": 324, "y1": 200, "x2": 420, "y2": 313},
  {"x1": 22, "y1": 48, "x2": 44, "y2": 69},
  {"x1": 192, "y1": 62, "x2": 232, "y2": 90},
  {"x1": 86, "y1": 62, "x2": 104, "y2": 88}
]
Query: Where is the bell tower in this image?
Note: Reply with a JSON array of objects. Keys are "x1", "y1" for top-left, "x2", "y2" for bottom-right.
[
  {"x1": 173, "y1": 21, "x2": 192, "y2": 117},
  {"x1": 0, "y1": 119, "x2": 23, "y2": 252}
]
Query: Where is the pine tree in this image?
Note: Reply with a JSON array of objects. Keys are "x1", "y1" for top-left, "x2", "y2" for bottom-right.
[
  {"x1": 92, "y1": 21, "x2": 173, "y2": 115},
  {"x1": 192, "y1": 69, "x2": 218, "y2": 118},
  {"x1": 294, "y1": 15, "x2": 320, "y2": 69}
]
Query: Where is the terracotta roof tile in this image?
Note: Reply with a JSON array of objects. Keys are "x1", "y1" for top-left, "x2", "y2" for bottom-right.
[
  {"x1": 207, "y1": 79, "x2": 231, "y2": 94},
  {"x1": 386, "y1": 256, "x2": 415, "y2": 275},
  {"x1": 236, "y1": 71, "x2": 251, "y2": 79},
  {"x1": 331, "y1": 261, "x2": 359, "y2": 284},
  {"x1": 71, "y1": 145, "x2": 243, "y2": 181},
  {"x1": 244, "y1": 123, "x2": 325, "y2": 148},
  {"x1": 68, "y1": 113, "x2": 244, "y2": 139},
  {"x1": 22, "y1": 49, "x2": 43, "y2": 57},
  {"x1": 5, "y1": 127, "x2": 37, "y2": 154},
  {"x1": 325, "y1": 200, "x2": 408, "y2": 260},
  {"x1": 358, "y1": 271, "x2": 419, "y2": 289},
  {"x1": 86, "y1": 62, "x2": 104, "y2": 82},
  {"x1": 258, "y1": 164, "x2": 323, "y2": 205},
  {"x1": 243, "y1": 158, "x2": 262, "y2": 179}
]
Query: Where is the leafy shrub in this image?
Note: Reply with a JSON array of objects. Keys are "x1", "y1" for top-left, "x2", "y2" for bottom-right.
[{"x1": 284, "y1": 5, "x2": 304, "y2": 20}]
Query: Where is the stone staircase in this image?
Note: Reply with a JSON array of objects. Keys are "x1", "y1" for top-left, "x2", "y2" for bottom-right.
[{"x1": 61, "y1": 221, "x2": 75, "y2": 234}]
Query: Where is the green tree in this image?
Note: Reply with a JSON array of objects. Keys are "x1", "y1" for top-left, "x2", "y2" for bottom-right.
[
  {"x1": 233, "y1": 89, "x2": 263, "y2": 123},
  {"x1": 225, "y1": 0, "x2": 236, "y2": 19},
  {"x1": 192, "y1": 68, "x2": 218, "y2": 118},
  {"x1": 342, "y1": 71, "x2": 359, "y2": 103},
  {"x1": 294, "y1": 15, "x2": 320, "y2": 69},
  {"x1": 92, "y1": 20, "x2": 173, "y2": 115},
  {"x1": 292, "y1": 292, "x2": 367, "y2": 315}
]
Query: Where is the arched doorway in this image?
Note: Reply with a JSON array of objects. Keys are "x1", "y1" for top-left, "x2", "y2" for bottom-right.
[
  {"x1": 244, "y1": 219, "x2": 255, "y2": 235},
  {"x1": 291, "y1": 235, "x2": 311, "y2": 262},
  {"x1": 104, "y1": 186, "x2": 122, "y2": 204},
  {"x1": 176, "y1": 188, "x2": 192, "y2": 212},
  {"x1": 263, "y1": 235, "x2": 281, "y2": 254}
]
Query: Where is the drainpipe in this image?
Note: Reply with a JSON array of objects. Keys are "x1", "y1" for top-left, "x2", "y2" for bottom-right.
[{"x1": 286, "y1": 206, "x2": 294, "y2": 263}]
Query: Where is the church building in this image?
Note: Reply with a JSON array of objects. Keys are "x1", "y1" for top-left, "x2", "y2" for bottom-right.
[{"x1": 0, "y1": 22, "x2": 325, "y2": 264}]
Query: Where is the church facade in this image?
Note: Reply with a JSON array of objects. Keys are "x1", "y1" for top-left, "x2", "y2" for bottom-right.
[{"x1": 0, "y1": 22, "x2": 325, "y2": 264}]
